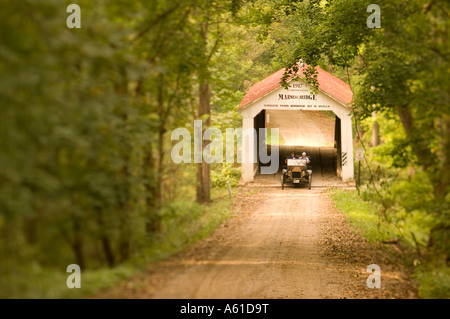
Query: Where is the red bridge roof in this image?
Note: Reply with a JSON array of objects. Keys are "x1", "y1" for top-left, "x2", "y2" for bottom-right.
[{"x1": 239, "y1": 65, "x2": 353, "y2": 109}]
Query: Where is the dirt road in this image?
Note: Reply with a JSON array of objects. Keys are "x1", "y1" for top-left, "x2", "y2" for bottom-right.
[
  {"x1": 95, "y1": 109, "x2": 416, "y2": 299},
  {"x1": 96, "y1": 187, "x2": 417, "y2": 299}
]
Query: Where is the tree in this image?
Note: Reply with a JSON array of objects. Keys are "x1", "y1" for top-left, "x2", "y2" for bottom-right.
[{"x1": 279, "y1": 0, "x2": 450, "y2": 261}]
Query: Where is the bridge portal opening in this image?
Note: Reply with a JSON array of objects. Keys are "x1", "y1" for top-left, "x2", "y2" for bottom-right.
[
  {"x1": 255, "y1": 109, "x2": 340, "y2": 180},
  {"x1": 239, "y1": 65, "x2": 354, "y2": 184}
]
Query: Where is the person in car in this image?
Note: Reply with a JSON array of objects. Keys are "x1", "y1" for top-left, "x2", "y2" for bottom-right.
[
  {"x1": 285, "y1": 151, "x2": 297, "y2": 163},
  {"x1": 301, "y1": 152, "x2": 311, "y2": 169},
  {"x1": 300, "y1": 152, "x2": 310, "y2": 163},
  {"x1": 283, "y1": 151, "x2": 297, "y2": 169}
]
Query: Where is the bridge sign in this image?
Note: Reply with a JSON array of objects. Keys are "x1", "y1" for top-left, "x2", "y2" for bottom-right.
[{"x1": 355, "y1": 148, "x2": 365, "y2": 161}]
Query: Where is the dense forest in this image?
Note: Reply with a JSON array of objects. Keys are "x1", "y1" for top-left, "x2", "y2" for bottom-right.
[{"x1": 0, "y1": 0, "x2": 448, "y2": 298}]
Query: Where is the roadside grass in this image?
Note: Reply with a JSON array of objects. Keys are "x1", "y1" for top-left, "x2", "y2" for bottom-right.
[
  {"x1": 328, "y1": 188, "x2": 450, "y2": 299},
  {"x1": 2, "y1": 187, "x2": 237, "y2": 299},
  {"x1": 415, "y1": 267, "x2": 450, "y2": 299},
  {"x1": 327, "y1": 188, "x2": 398, "y2": 243},
  {"x1": 81, "y1": 187, "x2": 236, "y2": 299}
]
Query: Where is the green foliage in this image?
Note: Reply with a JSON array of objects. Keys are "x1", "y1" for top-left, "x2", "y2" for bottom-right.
[
  {"x1": 0, "y1": 0, "x2": 254, "y2": 298},
  {"x1": 211, "y1": 163, "x2": 241, "y2": 188},
  {"x1": 329, "y1": 188, "x2": 397, "y2": 242},
  {"x1": 277, "y1": 1, "x2": 450, "y2": 226},
  {"x1": 357, "y1": 157, "x2": 435, "y2": 247},
  {"x1": 265, "y1": 128, "x2": 285, "y2": 145},
  {"x1": 356, "y1": 109, "x2": 447, "y2": 255},
  {"x1": 0, "y1": 0, "x2": 160, "y2": 295},
  {"x1": 280, "y1": 0, "x2": 450, "y2": 275},
  {"x1": 134, "y1": 192, "x2": 234, "y2": 265},
  {"x1": 353, "y1": 107, "x2": 449, "y2": 296},
  {"x1": 330, "y1": 188, "x2": 450, "y2": 298},
  {"x1": 415, "y1": 267, "x2": 450, "y2": 299},
  {"x1": 2, "y1": 0, "x2": 448, "y2": 299},
  {"x1": 0, "y1": 191, "x2": 233, "y2": 298}
]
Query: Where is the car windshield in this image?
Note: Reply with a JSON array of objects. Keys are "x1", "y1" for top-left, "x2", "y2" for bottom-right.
[{"x1": 287, "y1": 158, "x2": 307, "y2": 166}]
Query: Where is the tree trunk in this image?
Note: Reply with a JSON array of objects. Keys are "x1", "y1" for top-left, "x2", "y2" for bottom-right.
[
  {"x1": 156, "y1": 73, "x2": 165, "y2": 209},
  {"x1": 72, "y1": 217, "x2": 86, "y2": 269},
  {"x1": 435, "y1": 115, "x2": 450, "y2": 199},
  {"x1": 397, "y1": 106, "x2": 414, "y2": 134},
  {"x1": 196, "y1": 80, "x2": 211, "y2": 203},
  {"x1": 95, "y1": 209, "x2": 115, "y2": 267},
  {"x1": 23, "y1": 215, "x2": 37, "y2": 245},
  {"x1": 119, "y1": 212, "x2": 130, "y2": 262},
  {"x1": 196, "y1": 21, "x2": 212, "y2": 204},
  {"x1": 145, "y1": 73, "x2": 165, "y2": 234},
  {"x1": 398, "y1": 107, "x2": 449, "y2": 261},
  {"x1": 101, "y1": 234, "x2": 115, "y2": 268},
  {"x1": 196, "y1": 162, "x2": 204, "y2": 203},
  {"x1": 397, "y1": 106, "x2": 433, "y2": 171},
  {"x1": 144, "y1": 141, "x2": 161, "y2": 235}
]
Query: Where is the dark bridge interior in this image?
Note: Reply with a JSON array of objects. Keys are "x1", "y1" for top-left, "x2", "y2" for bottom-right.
[{"x1": 254, "y1": 109, "x2": 341, "y2": 185}]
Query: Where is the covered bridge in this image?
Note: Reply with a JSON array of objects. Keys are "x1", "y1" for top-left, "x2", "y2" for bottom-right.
[{"x1": 238, "y1": 64, "x2": 354, "y2": 183}]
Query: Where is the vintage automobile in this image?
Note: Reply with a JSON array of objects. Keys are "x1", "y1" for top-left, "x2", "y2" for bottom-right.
[{"x1": 281, "y1": 158, "x2": 312, "y2": 189}]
